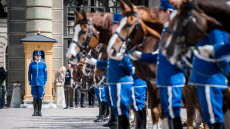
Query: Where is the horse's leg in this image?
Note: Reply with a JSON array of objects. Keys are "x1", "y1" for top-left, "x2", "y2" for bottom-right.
[
  {"x1": 196, "y1": 89, "x2": 209, "y2": 129},
  {"x1": 223, "y1": 87, "x2": 230, "y2": 129},
  {"x1": 197, "y1": 104, "x2": 209, "y2": 129},
  {"x1": 146, "y1": 95, "x2": 149, "y2": 118},
  {"x1": 223, "y1": 86, "x2": 230, "y2": 113},
  {"x1": 147, "y1": 82, "x2": 162, "y2": 125},
  {"x1": 129, "y1": 109, "x2": 135, "y2": 127},
  {"x1": 182, "y1": 85, "x2": 195, "y2": 129}
]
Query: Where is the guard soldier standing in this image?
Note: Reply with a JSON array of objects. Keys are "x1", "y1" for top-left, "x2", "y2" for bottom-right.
[{"x1": 28, "y1": 51, "x2": 47, "y2": 116}]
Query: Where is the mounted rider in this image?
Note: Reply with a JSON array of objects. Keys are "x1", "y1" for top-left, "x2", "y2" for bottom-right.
[{"x1": 190, "y1": 29, "x2": 229, "y2": 129}]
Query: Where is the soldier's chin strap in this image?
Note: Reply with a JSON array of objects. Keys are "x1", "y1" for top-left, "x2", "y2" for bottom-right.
[{"x1": 35, "y1": 59, "x2": 41, "y2": 62}]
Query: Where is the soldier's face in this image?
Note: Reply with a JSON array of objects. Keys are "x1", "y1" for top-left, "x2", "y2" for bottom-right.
[{"x1": 34, "y1": 55, "x2": 41, "y2": 61}]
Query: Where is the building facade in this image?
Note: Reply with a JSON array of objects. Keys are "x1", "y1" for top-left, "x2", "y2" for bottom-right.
[{"x1": 5, "y1": 0, "x2": 159, "y2": 106}]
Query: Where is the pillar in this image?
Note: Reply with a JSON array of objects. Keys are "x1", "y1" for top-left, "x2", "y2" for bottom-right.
[{"x1": 26, "y1": 0, "x2": 53, "y2": 37}]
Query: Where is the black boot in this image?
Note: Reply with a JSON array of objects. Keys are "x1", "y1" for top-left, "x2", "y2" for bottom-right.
[
  {"x1": 101, "y1": 101, "x2": 107, "y2": 120},
  {"x1": 168, "y1": 116, "x2": 183, "y2": 129},
  {"x1": 103, "y1": 107, "x2": 117, "y2": 127},
  {"x1": 37, "y1": 99, "x2": 42, "y2": 116},
  {"x1": 211, "y1": 122, "x2": 225, "y2": 129},
  {"x1": 103, "y1": 102, "x2": 109, "y2": 120},
  {"x1": 105, "y1": 104, "x2": 109, "y2": 118},
  {"x1": 94, "y1": 103, "x2": 104, "y2": 122},
  {"x1": 135, "y1": 107, "x2": 146, "y2": 129},
  {"x1": 118, "y1": 115, "x2": 130, "y2": 129},
  {"x1": 32, "y1": 99, "x2": 38, "y2": 116}
]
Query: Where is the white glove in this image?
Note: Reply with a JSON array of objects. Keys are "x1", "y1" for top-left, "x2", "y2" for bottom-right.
[
  {"x1": 85, "y1": 57, "x2": 97, "y2": 65},
  {"x1": 198, "y1": 45, "x2": 214, "y2": 57},
  {"x1": 132, "y1": 67, "x2": 135, "y2": 73},
  {"x1": 128, "y1": 51, "x2": 142, "y2": 61}
]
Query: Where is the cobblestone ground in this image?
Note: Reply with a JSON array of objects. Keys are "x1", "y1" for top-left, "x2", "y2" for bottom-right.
[{"x1": 0, "y1": 107, "x2": 155, "y2": 129}]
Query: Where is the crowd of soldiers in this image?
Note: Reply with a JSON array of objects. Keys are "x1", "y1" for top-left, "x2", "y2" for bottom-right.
[{"x1": 28, "y1": 0, "x2": 230, "y2": 129}]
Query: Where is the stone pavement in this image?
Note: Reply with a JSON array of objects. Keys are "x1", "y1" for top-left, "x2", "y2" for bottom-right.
[
  {"x1": 0, "y1": 107, "x2": 156, "y2": 129},
  {"x1": 0, "y1": 108, "x2": 108, "y2": 129},
  {"x1": 0, "y1": 107, "x2": 190, "y2": 129}
]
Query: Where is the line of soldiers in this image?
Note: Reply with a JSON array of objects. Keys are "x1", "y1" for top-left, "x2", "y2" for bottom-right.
[
  {"x1": 85, "y1": 1, "x2": 230, "y2": 129},
  {"x1": 85, "y1": 13, "x2": 148, "y2": 129}
]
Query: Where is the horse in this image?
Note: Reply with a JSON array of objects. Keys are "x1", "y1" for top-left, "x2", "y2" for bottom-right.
[
  {"x1": 159, "y1": 0, "x2": 230, "y2": 128},
  {"x1": 107, "y1": 1, "x2": 211, "y2": 128},
  {"x1": 107, "y1": 0, "x2": 165, "y2": 126},
  {"x1": 160, "y1": 0, "x2": 230, "y2": 64},
  {"x1": 65, "y1": 2, "x2": 163, "y2": 126},
  {"x1": 65, "y1": 10, "x2": 113, "y2": 64}
]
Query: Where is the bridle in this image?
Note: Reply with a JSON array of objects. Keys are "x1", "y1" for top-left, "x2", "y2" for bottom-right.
[
  {"x1": 161, "y1": 0, "x2": 229, "y2": 78},
  {"x1": 71, "y1": 17, "x2": 94, "y2": 54},
  {"x1": 115, "y1": 11, "x2": 141, "y2": 53},
  {"x1": 162, "y1": 0, "x2": 207, "y2": 52}
]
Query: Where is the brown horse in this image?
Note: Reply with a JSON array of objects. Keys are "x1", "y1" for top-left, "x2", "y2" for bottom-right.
[
  {"x1": 66, "y1": 10, "x2": 113, "y2": 64},
  {"x1": 108, "y1": 1, "x2": 211, "y2": 128},
  {"x1": 107, "y1": 1, "x2": 163, "y2": 60},
  {"x1": 107, "y1": 0, "x2": 165, "y2": 126},
  {"x1": 160, "y1": 0, "x2": 230, "y2": 64},
  {"x1": 65, "y1": 2, "x2": 163, "y2": 126},
  {"x1": 160, "y1": 0, "x2": 230, "y2": 128}
]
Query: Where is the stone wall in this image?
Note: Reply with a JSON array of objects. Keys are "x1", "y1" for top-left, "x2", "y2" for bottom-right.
[
  {"x1": 52, "y1": 0, "x2": 64, "y2": 77},
  {"x1": 7, "y1": 0, "x2": 26, "y2": 99},
  {"x1": 0, "y1": 18, "x2": 7, "y2": 68}
]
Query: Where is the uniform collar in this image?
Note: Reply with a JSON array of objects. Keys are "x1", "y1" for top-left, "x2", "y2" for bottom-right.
[{"x1": 35, "y1": 60, "x2": 41, "y2": 63}]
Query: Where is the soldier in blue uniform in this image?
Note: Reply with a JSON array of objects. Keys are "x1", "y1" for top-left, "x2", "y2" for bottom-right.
[
  {"x1": 189, "y1": 29, "x2": 229, "y2": 129},
  {"x1": 94, "y1": 75, "x2": 108, "y2": 122},
  {"x1": 129, "y1": 0, "x2": 185, "y2": 128},
  {"x1": 198, "y1": 39, "x2": 230, "y2": 58},
  {"x1": 86, "y1": 14, "x2": 123, "y2": 127},
  {"x1": 87, "y1": 56, "x2": 134, "y2": 129},
  {"x1": 28, "y1": 51, "x2": 47, "y2": 116},
  {"x1": 89, "y1": 55, "x2": 148, "y2": 129},
  {"x1": 85, "y1": 13, "x2": 131, "y2": 129},
  {"x1": 130, "y1": 74, "x2": 147, "y2": 129},
  {"x1": 103, "y1": 79, "x2": 117, "y2": 127}
]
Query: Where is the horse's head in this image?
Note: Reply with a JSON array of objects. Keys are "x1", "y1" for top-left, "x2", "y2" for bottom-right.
[
  {"x1": 161, "y1": 0, "x2": 223, "y2": 64},
  {"x1": 107, "y1": 0, "x2": 163, "y2": 60},
  {"x1": 66, "y1": 10, "x2": 100, "y2": 64}
]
